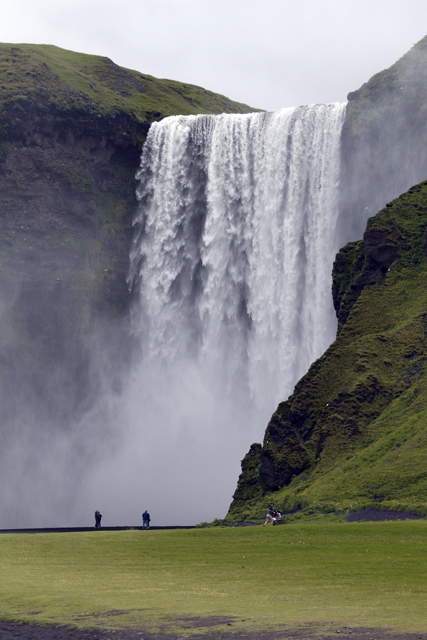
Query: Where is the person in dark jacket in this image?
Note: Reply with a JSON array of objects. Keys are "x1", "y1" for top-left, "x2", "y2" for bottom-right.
[
  {"x1": 95, "y1": 510, "x2": 102, "y2": 528},
  {"x1": 142, "y1": 510, "x2": 150, "y2": 529},
  {"x1": 263, "y1": 504, "x2": 274, "y2": 526}
]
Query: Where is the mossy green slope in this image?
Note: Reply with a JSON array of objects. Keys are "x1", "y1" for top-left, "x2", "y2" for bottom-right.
[
  {"x1": 229, "y1": 180, "x2": 427, "y2": 523},
  {"x1": 0, "y1": 43, "x2": 255, "y2": 126}
]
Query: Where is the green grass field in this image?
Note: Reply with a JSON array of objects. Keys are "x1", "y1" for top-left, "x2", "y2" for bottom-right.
[{"x1": 1, "y1": 522, "x2": 427, "y2": 636}]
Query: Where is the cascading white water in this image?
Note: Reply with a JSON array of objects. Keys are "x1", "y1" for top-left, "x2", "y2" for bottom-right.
[
  {"x1": 115, "y1": 104, "x2": 346, "y2": 524},
  {"x1": 129, "y1": 104, "x2": 346, "y2": 408}
]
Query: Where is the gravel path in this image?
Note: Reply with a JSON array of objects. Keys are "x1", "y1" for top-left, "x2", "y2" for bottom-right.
[{"x1": 0, "y1": 621, "x2": 425, "y2": 640}]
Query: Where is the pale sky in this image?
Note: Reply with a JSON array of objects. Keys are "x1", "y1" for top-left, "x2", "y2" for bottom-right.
[{"x1": 1, "y1": 0, "x2": 426, "y2": 111}]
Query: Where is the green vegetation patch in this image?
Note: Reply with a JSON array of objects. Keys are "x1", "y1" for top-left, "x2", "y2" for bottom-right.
[
  {"x1": 1, "y1": 524, "x2": 427, "y2": 635},
  {"x1": 0, "y1": 43, "x2": 258, "y2": 127}
]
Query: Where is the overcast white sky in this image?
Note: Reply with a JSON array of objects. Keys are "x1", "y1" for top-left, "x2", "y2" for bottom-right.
[{"x1": 1, "y1": 1, "x2": 426, "y2": 113}]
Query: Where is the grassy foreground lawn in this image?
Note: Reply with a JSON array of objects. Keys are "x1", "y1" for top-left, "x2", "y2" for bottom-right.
[{"x1": 1, "y1": 521, "x2": 427, "y2": 635}]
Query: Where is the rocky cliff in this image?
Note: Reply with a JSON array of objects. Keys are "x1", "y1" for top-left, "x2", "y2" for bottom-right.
[
  {"x1": 338, "y1": 35, "x2": 427, "y2": 243},
  {"x1": 0, "y1": 43, "x2": 257, "y2": 427}
]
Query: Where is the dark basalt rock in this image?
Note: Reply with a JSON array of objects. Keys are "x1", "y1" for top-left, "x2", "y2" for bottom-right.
[
  {"x1": 363, "y1": 227, "x2": 399, "y2": 275},
  {"x1": 229, "y1": 444, "x2": 263, "y2": 510}
]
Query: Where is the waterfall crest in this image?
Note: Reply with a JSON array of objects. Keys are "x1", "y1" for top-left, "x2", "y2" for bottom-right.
[{"x1": 130, "y1": 104, "x2": 346, "y2": 408}]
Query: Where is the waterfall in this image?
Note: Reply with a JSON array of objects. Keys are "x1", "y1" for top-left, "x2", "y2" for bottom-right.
[
  {"x1": 130, "y1": 104, "x2": 345, "y2": 405},
  {"x1": 0, "y1": 105, "x2": 347, "y2": 529},
  {"x1": 121, "y1": 104, "x2": 346, "y2": 522}
]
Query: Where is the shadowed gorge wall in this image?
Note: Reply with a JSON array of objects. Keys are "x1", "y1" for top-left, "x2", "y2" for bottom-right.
[{"x1": 0, "y1": 43, "x2": 255, "y2": 415}]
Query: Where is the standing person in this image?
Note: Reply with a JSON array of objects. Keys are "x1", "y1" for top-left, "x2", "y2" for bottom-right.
[
  {"x1": 95, "y1": 510, "x2": 102, "y2": 528},
  {"x1": 142, "y1": 510, "x2": 150, "y2": 529},
  {"x1": 263, "y1": 504, "x2": 274, "y2": 526}
]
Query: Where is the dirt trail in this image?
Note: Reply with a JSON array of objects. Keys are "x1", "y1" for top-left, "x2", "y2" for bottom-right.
[{"x1": 0, "y1": 621, "x2": 424, "y2": 640}]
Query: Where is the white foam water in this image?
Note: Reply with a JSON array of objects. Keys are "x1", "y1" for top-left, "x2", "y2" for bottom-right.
[{"x1": 119, "y1": 105, "x2": 346, "y2": 523}]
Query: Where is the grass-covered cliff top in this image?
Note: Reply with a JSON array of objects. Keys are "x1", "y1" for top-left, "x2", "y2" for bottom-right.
[
  {"x1": 0, "y1": 43, "x2": 257, "y2": 124},
  {"x1": 228, "y1": 179, "x2": 427, "y2": 524}
]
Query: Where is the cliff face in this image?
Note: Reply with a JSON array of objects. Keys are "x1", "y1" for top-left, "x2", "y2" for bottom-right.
[
  {"x1": 229, "y1": 36, "x2": 427, "y2": 521},
  {"x1": 230, "y1": 180, "x2": 427, "y2": 520},
  {"x1": 0, "y1": 106, "x2": 140, "y2": 422},
  {"x1": 0, "y1": 43, "x2": 257, "y2": 426},
  {"x1": 338, "y1": 35, "x2": 427, "y2": 243}
]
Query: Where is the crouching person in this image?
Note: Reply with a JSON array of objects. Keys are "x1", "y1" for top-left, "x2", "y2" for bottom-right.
[{"x1": 264, "y1": 504, "x2": 275, "y2": 526}]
